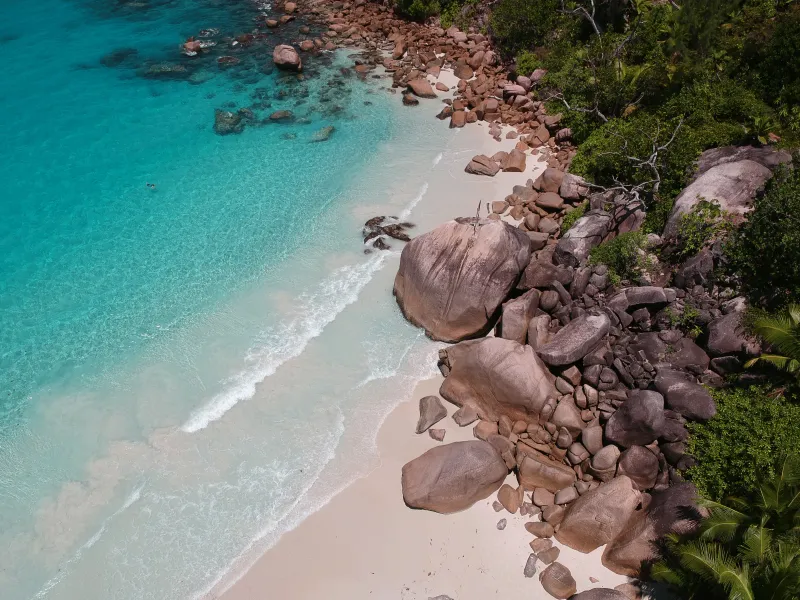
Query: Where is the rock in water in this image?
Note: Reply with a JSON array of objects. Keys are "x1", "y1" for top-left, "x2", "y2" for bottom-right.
[
  {"x1": 416, "y1": 395, "x2": 447, "y2": 433},
  {"x1": 272, "y1": 44, "x2": 302, "y2": 71},
  {"x1": 538, "y1": 312, "x2": 611, "y2": 366},
  {"x1": 440, "y1": 337, "x2": 557, "y2": 422},
  {"x1": 311, "y1": 125, "x2": 335, "y2": 142},
  {"x1": 540, "y1": 562, "x2": 577, "y2": 599},
  {"x1": 401, "y1": 440, "x2": 508, "y2": 513},
  {"x1": 213, "y1": 110, "x2": 243, "y2": 135},
  {"x1": 393, "y1": 219, "x2": 531, "y2": 342},
  {"x1": 555, "y1": 476, "x2": 641, "y2": 552}
]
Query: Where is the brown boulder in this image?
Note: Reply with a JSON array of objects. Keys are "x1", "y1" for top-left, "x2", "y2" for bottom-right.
[
  {"x1": 407, "y1": 78, "x2": 436, "y2": 99},
  {"x1": 394, "y1": 220, "x2": 531, "y2": 342},
  {"x1": 534, "y1": 168, "x2": 565, "y2": 193},
  {"x1": 541, "y1": 562, "x2": 577, "y2": 599},
  {"x1": 441, "y1": 337, "x2": 558, "y2": 422},
  {"x1": 401, "y1": 440, "x2": 508, "y2": 513},
  {"x1": 416, "y1": 395, "x2": 447, "y2": 433},
  {"x1": 518, "y1": 451, "x2": 577, "y2": 493},
  {"x1": 555, "y1": 476, "x2": 641, "y2": 552},
  {"x1": 616, "y1": 446, "x2": 659, "y2": 491},
  {"x1": 501, "y1": 149, "x2": 527, "y2": 172},
  {"x1": 454, "y1": 60, "x2": 474, "y2": 80},
  {"x1": 603, "y1": 482, "x2": 701, "y2": 575},
  {"x1": 450, "y1": 111, "x2": 466, "y2": 128},
  {"x1": 465, "y1": 155, "x2": 500, "y2": 176},
  {"x1": 497, "y1": 289, "x2": 540, "y2": 344},
  {"x1": 571, "y1": 590, "x2": 630, "y2": 600},
  {"x1": 272, "y1": 44, "x2": 302, "y2": 71}
]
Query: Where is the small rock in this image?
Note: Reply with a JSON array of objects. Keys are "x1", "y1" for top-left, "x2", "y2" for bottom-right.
[
  {"x1": 525, "y1": 521, "x2": 555, "y2": 537},
  {"x1": 524, "y1": 553, "x2": 539, "y2": 577},
  {"x1": 429, "y1": 428, "x2": 446, "y2": 442},
  {"x1": 416, "y1": 395, "x2": 447, "y2": 433},
  {"x1": 497, "y1": 518, "x2": 507, "y2": 530},
  {"x1": 537, "y1": 546, "x2": 561, "y2": 565}
]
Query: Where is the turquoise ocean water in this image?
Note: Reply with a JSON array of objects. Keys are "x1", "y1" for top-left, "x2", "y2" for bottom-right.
[{"x1": 0, "y1": 0, "x2": 462, "y2": 597}]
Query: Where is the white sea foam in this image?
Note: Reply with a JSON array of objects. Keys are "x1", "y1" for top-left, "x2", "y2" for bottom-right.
[
  {"x1": 432, "y1": 152, "x2": 443, "y2": 166},
  {"x1": 398, "y1": 182, "x2": 429, "y2": 221},
  {"x1": 34, "y1": 484, "x2": 145, "y2": 599},
  {"x1": 180, "y1": 253, "x2": 389, "y2": 433}
]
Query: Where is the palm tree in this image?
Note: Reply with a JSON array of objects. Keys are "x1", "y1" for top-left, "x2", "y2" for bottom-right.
[
  {"x1": 745, "y1": 305, "x2": 800, "y2": 377},
  {"x1": 651, "y1": 455, "x2": 800, "y2": 600}
]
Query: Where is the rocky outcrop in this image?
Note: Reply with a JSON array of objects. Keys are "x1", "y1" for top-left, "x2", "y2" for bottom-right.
[
  {"x1": 465, "y1": 155, "x2": 500, "y2": 176},
  {"x1": 555, "y1": 476, "x2": 641, "y2": 552},
  {"x1": 401, "y1": 440, "x2": 508, "y2": 513},
  {"x1": 440, "y1": 337, "x2": 557, "y2": 422},
  {"x1": 394, "y1": 219, "x2": 531, "y2": 342},
  {"x1": 554, "y1": 211, "x2": 613, "y2": 267},
  {"x1": 272, "y1": 44, "x2": 302, "y2": 71},
  {"x1": 603, "y1": 483, "x2": 701, "y2": 575},
  {"x1": 604, "y1": 390, "x2": 665, "y2": 447},
  {"x1": 663, "y1": 159, "x2": 774, "y2": 239},
  {"x1": 538, "y1": 313, "x2": 611, "y2": 366}
]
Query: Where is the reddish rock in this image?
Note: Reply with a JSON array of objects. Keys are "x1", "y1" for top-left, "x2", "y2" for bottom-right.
[
  {"x1": 454, "y1": 60, "x2": 474, "y2": 80},
  {"x1": 450, "y1": 111, "x2": 466, "y2": 128},
  {"x1": 465, "y1": 155, "x2": 500, "y2": 176},
  {"x1": 497, "y1": 483, "x2": 521, "y2": 513},
  {"x1": 401, "y1": 441, "x2": 508, "y2": 513},
  {"x1": 407, "y1": 78, "x2": 436, "y2": 98},
  {"x1": 501, "y1": 149, "x2": 527, "y2": 172},
  {"x1": 299, "y1": 40, "x2": 315, "y2": 52},
  {"x1": 435, "y1": 82, "x2": 449, "y2": 92},
  {"x1": 540, "y1": 562, "x2": 577, "y2": 599},
  {"x1": 273, "y1": 44, "x2": 302, "y2": 71}
]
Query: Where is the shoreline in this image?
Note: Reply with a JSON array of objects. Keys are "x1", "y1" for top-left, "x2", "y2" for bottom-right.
[{"x1": 219, "y1": 377, "x2": 629, "y2": 600}]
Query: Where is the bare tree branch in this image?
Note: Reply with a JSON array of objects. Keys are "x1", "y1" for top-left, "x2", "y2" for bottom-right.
[
  {"x1": 559, "y1": 0, "x2": 602, "y2": 38},
  {"x1": 544, "y1": 91, "x2": 609, "y2": 123}
]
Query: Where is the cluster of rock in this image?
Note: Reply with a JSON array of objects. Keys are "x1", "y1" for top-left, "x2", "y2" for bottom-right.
[
  {"x1": 391, "y1": 144, "x2": 793, "y2": 598},
  {"x1": 362, "y1": 216, "x2": 414, "y2": 252}
]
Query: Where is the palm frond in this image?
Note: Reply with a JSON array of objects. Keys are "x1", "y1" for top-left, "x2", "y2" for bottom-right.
[
  {"x1": 739, "y1": 525, "x2": 773, "y2": 565},
  {"x1": 716, "y1": 562, "x2": 755, "y2": 600},
  {"x1": 744, "y1": 354, "x2": 800, "y2": 373}
]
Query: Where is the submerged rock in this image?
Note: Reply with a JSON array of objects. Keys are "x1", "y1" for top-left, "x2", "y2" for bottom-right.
[
  {"x1": 311, "y1": 125, "x2": 335, "y2": 142},
  {"x1": 273, "y1": 44, "x2": 302, "y2": 71},
  {"x1": 213, "y1": 109, "x2": 243, "y2": 135}
]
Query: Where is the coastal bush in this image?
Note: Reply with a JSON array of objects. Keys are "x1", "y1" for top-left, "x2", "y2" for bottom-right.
[
  {"x1": 560, "y1": 201, "x2": 587, "y2": 232},
  {"x1": 395, "y1": 0, "x2": 441, "y2": 21},
  {"x1": 686, "y1": 385, "x2": 800, "y2": 501},
  {"x1": 513, "y1": 50, "x2": 539, "y2": 77},
  {"x1": 440, "y1": 0, "x2": 479, "y2": 29},
  {"x1": 758, "y1": 9, "x2": 800, "y2": 124},
  {"x1": 588, "y1": 231, "x2": 649, "y2": 285},
  {"x1": 726, "y1": 163, "x2": 800, "y2": 310},
  {"x1": 489, "y1": 0, "x2": 562, "y2": 55},
  {"x1": 674, "y1": 200, "x2": 732, "y2": 261}
]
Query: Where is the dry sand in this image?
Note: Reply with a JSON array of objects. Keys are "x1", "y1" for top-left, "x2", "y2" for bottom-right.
[
  {"x1": 220, "y1": 378, "x2": 629, "y2": 600},
  {"x1": 215, "y1": 69, "x2": 630, "y2": 600}
]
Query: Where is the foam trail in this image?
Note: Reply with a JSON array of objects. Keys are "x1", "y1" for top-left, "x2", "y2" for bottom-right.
[
  {"x1": 398, "y1": 182, "x2": 428, "y2": 221},
  {"x1": 181, "y1": 253, "x2": 389, "y2": 433},
  {"x1": 355, "y1": 336, "x2": 417, "y2": 388},
  {"x1": 432, "y1": 152, "x2": 443, "y2": 166},
  {"x1": 34, "y1": 484, "x2": 145, "y2": 599}
]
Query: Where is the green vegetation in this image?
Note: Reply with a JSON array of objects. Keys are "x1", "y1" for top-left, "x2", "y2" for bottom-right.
[
  {"x1": 674, "y1": 200, "x2": 732, "y2": 261},
  {"x1": 745, "y1": 305, "x2": 800, "y2": 378},
  {"x1": 687, "y1": 386, "x2": 800, "y2": 501},
  {"x1": 560, "y1": 201, "x2": 587, "y2": 231},
  {"x1": 726, "y1": 164, "x2": 800, "y2": 310},
  {"x1": 484, "y1": 0, "x2": 800, "y2": 225},
  {"x1": 395, "y1": 0, "x2": 443, "y2": 21},
  {"x1": 588, "y1": 231, "x2": 649, "y2": 285},
  {"x1": 665, "y1": 304, "x2": 703, "y2": 338},
  {"x1": 653, "y1": 455, "x2": 800, "y2": 600}
]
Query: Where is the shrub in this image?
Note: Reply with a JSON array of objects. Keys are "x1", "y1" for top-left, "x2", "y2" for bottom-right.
[
  {"x1": 726, "y1": 162, "x2": 800, "y2": 310},
  {"x1": 560, "y1": 201, "x2": 587, "y2": 232},
  {"x1": 758, "y1": 9, "x2": 800, "y2": 114},
  {"x1": 514, "y1": 50, "x2": 539, "y2": 77},
  {"x1": 588, "y1": 231, "x2": 649, "y2": 285},
  {"x1": 395, "y1": 0, "x2": 441, "y2": 21},
  {"x1": 686, "y1": 385, "x2": 800, "y2": 501},
  {"x1": 674, "y1": 200, "x2": 733, "y2": 260},
  {"x1": 641, "y1": 198, "x2": 674, "y2": 236},
  {"x1": 489, "y1": 0, "x2": 562, "y2": 55}
]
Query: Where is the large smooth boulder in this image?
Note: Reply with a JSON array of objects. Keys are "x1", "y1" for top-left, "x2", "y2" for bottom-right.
[
  {"x1": 554, "y1": 211, "x2": 613, "y2": 267},
  {"x1": 441, "y1": 337, "x2": 557, "y2": 422},
  {"x1": 570, "y1": 590, "x2": 629, "y2": 600},
  {"x1": 501, "y1": 149, "x2": 527, "y2": 172},
  {"x1": 538, "y1": 312, "x2": 611, "y2": 366},
  {"x1": 555, "y1": 476, "x2": 641, "y2": 552},
  {"x1": 401, "y1": 440, "x2": 508, "y2": 513},
  {"x1": 407, "y1": 78, "x2": 436, "y2": 98},
  {"x1": 517, "y1": 451, "x2": 577, "y2": 493},
  {"x1": 497, "y1": 289, "x2": 540, "y2": 344},
  {"x1": 695, "y1": 145, "x2": 792, "y2": 176},
  {"x1": 541, "y1": 562, "x2": 577, "y2": 599},
  {"x1": 603, "y1": 482, "x2": 701, "y2": 575},
  {"x1": 616, "y1": 446, "x2": 659, "y2": 491},
  {"x1": 654, "y1": 368, "x2": 716, "y2": 422},
  {"x1": 534, "y1": 168, "x2": 565, "y2": 193},
  {"x1": 272, "y1": 44, "x2": 302, "y2": 71},
  {"x1": 394, "y1": 219, "x2": 531, "y2": 342},
  {"x1": 663, "y1": 159, "x2": 774, "y2": 239},
  {"x1": 707, "y1": 311, "x2": 753, "y2": 356},
  {"x1": 465, "y1": 155, "x2": 500, "y2": 176},
  {"x1": 604, "y1": 390, "x2": 665, "y2": 447}
]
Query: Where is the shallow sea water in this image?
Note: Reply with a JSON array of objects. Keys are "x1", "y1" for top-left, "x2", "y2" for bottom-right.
[{"x1": 0, "y1": 0, "x2": 485, "y2": 598}]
